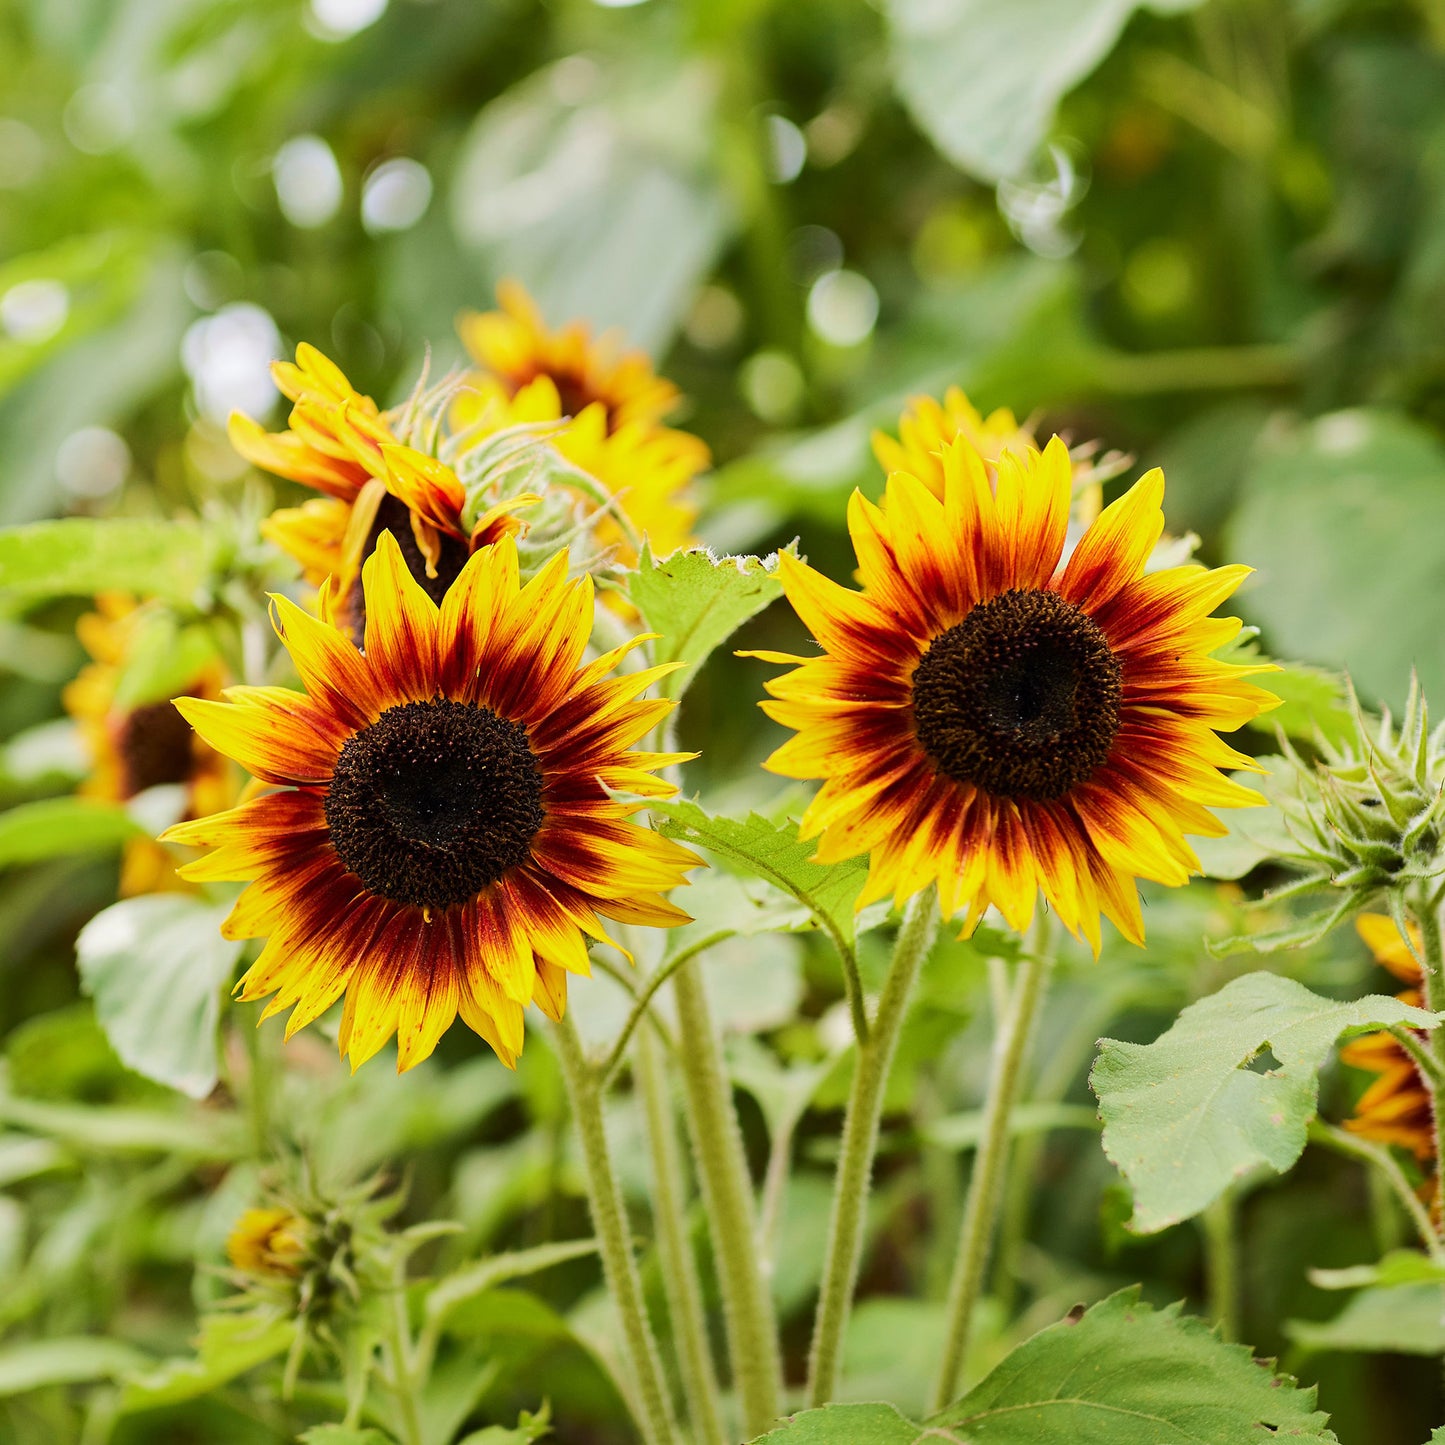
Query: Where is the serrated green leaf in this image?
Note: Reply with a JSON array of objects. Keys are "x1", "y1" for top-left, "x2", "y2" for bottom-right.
[
  {"x1": 0, "y1": 517, "x2": 217, "y2": 605},
  {"x1": 931, "y1": 1288, "x2": 1335, "y2": 1441},
  {"x1": 0, "y1": 1336, "x2": 149, "y2": 1397},
  {"x1": 118, "y1": 1314, "x2": 296, "y2": 1412},
  {"x1": 1091, "y1": 972, "x2": 1440, "y2": 1233},
  {"x1": 1287, "y1": 1283, "x2": 1445, "y2": 1357},
  {"x1": 628, "y1": 542, "x2": 791, "y2": 702},
  {"x1": 77, "y1": 895, "x2": 244, "y2": 1099},
  {"x1": 646, "y1": 797, "x2": 870, "y2": 956},
  {"x1": 749, "y1": 1401, "x2": 926, "y2": 1444},
  {"x1": 0, "y1": 796, "x2": 144, "y2": 868}
]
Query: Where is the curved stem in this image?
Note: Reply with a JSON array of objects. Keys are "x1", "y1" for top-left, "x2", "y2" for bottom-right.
[
  {"x1": 930, "y1": 923, "x2": 1055, "y2": 1413},
  {"x1": 635, "y1": 1024, "x2": 728, "y2": 1445},
  {"x1": 672, "y1": 958, "x2": 783, "y2": 1437},
  {"x1": 1416, "y1": 894, "x2": 1445, "y2": 1202},
  {"x1": 599, "y1": 931, "x2": 735, "y2": 1087},
  {"x1": 552, "y1": 1015, "x2": 678, "y2": 1445},
  {"x1": 806, "y1": 889, "x2": 938, "y2": 1406},
  {"x1": 1310, "y1": 1121, "x2": 1442, "y2": 1258}
]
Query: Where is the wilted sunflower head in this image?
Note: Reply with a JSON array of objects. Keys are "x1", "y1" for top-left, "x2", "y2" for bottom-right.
[
  {"x1": 163, "y1": 531, "x2": 700, "y2": 1071},
  {"x1": 232, "y1": 343, "x2": 534, "y2": 642},
  {"x1": 458, "y1": 278, "x2": 683, "y2": 434},
  {"x1": 64, "y1": 596, "x2": 232, "y2": 895},
  {"x1": 752, "y1": 436, "x2": 1277, "y2": 951}
]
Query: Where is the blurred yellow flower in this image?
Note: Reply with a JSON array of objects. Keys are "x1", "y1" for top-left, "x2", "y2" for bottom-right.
[
  {"x1": 226, "y1": 1207, "x2": 307, "y2": 1278},
  {"x1": 63, "y1": 596, "x2": 232, "y2": 896}
]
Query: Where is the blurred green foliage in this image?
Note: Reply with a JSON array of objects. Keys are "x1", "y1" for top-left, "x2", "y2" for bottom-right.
[{"x1": 6, "y1": 0, "x2": 1445, "y2": 1441}]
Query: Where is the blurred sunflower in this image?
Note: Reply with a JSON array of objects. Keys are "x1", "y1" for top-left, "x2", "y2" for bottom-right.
[
  {"x1": 231, "y1": 345, "x2": 531, "y2": 640},
  {"x1": 64, "y1": 596, "x2": 231, "y2": 895},
  {"x1": 456, "y1": 282, "x2": 707, "y2": 564},
  {"x1": 162, "y1": 532, "x2": 699, "y2": 1071},
  {"x1": 1341, "y1": 913, "x2": 1435, "y2": 1163},
  {"x1": 751, "y1": 437, "x2": 1276, "y2": 950},
  {"x1": 872, "y1": 387, "x2": 1035, "y2": 491},
  {"x1": 227, "y1": 1207, "x2": 306, "y2": 1278}
]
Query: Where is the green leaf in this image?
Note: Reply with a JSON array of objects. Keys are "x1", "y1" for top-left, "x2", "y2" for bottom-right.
[
  {"x1": 299, "y1": 1428, "x2": 397, "y2": 1445},
  {"x1": 0, "y1": 1336, "x2": 148, "y2": 1396},
  {"x1": 1309, "y1": 1249, "x2": 1445, "y2": 1291},
  {"x1": 0, "y1": 797, "x2": 144, "y2": 868},
  {"x1": 0, "y1": 517, "x2": 217, "y2": 605},
  {"x1": 1091, "y1": 972, "x2": 1440, "y2": 1233},
  {"x1": 118, "y1": 1314, "x2": 296, "y2": 1412},
  {"x1": 0, "y1": 1090, "x2": 245, "y2": 1158},
  {"x1": 1226, "y1": 409, "x2": 1445, "y2": 710},
  {"x1": 627, "y1": 542, "x2": 791, "y2": 702},
  {"x1": 452, "y1": 62, "x2": 733, "y2": 354},
  {"x1": 646, "y1": 797, "x2": 870, "y2": 955},
  {"x1": 921, "y1": 1101, "x2": 1102, "y2": 1152},
  {"x1": 931, "y1": 1288, "x2": 1335, "y2": 1440},
  {"x1": 457, "y1": 1403, "x2": 552, "y2": 1444},
  {"x1": 76, "y1": 896, "x2": 245, "y2": 1099},
  {"x1": 424, "y1": 1237, "x2": 602, "y2": 1332},
  {"x1": 749, "y1": 1402, "x2": 925, "y2": 1444},
  {"x1": 886, "y1": 0, "x2": 1204, "y2": 182},
  {"x1": 1287, "y1": 1283, "x2": 1445, "y2": 1357}
]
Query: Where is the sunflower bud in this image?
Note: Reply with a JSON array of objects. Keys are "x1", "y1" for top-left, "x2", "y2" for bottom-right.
[{"x1": 1245, "y1": 674, "x2": 1445, "y2": 947}]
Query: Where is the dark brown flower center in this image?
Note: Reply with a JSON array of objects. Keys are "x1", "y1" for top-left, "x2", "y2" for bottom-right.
[
  {"x1": 118, "y1": 701, "x2": 195, "y2": 796},
  {"x1": 324, "y1": 699, "x2": 545, "y2": 910},
  {"x1": 345, "y1": 496, "x2": 470, "y2": 641},
  {"x1": 910, "y1": 588, "x2": 1122, "y2": 803}
]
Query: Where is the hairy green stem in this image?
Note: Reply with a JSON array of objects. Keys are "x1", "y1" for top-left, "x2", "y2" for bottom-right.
[
  {"x1": 671, "y1": 958, "x2": 783, "y2": 1437},
  {"x1": 1417, "y1": 895, "x2": 1445, "y2": 1201},
  {"x1": 1201, "y1": 1190, "x2": 1241, "y2": 1341},
  {"x1": 552, "y1": 1015, "x2": 678, "y2": 1445},
  {"x1": 930, "y1": 925, "x2": 1054, "y2": 1413},
  {"x1": 1310, "y1": 1121, "x2": 1442, "y2": 1258},
  {"x1": 806, "y1": 889, "x2": 939, "y2": 1407},
  {"x1": 635, "y1": 1024, "x2": 728, "y2": 1445}
]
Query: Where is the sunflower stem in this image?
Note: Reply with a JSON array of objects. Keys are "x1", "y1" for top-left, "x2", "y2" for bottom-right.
[
  {"x1": 1201, "y1": 1189, "x2": 1241, "y2": 1342},
  {"x1": 671, "y1": 957, "x2": 783, "y2": 1437},
  {"x1": 806, "y1": 887, "x2": 939, "y2": 1407},
  {"x1": 552, "y1": 1014, "x2": 679, "y2": 1445},
  {"x1": 930, "y1": 918, "x2": 1055, "y2": 1413},
  {"x1": 635, "y1": 1022, "x2": 728, "y2": 1445},
  {"x1": 383, "y1": 1268, "x2": 424, "y2": 1445},
  {"x1": 1309, "y1": 1121, "x2": 1443, "y2": 1259}
]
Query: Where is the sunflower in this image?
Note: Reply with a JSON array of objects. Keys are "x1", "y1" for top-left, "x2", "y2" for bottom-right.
[
  {"x1": 63, "y1": 596, "x2": 231, "y2": 896},
  {"x1": 1341, "y1": 914, "x2": 1435, "y2": 1163},
  {"x1": 750, "y1": 437, "x2": 1277, "y2": 951},
  {"x1": 162, "y1": 532, "x2": 699, "y2": 1072},
  {"x1": 227, "y1": 1207, "x2": 306, "y2": 1278},
  {"x1": 232, "y1": 345, "x2": 530, "y2": 640},
  {"x1": 456, "y1": 284, "x2": 707, "y2": 565},
  {"x1": 459, "y1": 278, "x2": 683, "y2": 434},
  {"x1": 872, "y1": 387, "x2": 1036, "y2": 493}
]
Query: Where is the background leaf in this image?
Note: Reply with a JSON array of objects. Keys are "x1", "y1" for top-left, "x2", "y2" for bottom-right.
[
  {"x1": 750, "y1": 1401, "x2": 925, "y2": 1444},
  {"x1": 1287, "y1": 1283, "x2": 1445, "y2": 1358},
  {"x1": 1091, "y1": 972, "x2": 1440, "y2": 1233},
  {"x1": 0, "y1": 1336, "x2": 148, "y2": 1397},
  {"x1": 0, "y1": 518, "x2": 217, "y2": 605},
  {"x1": 0, "y1": 797, "x2": 143, "y2": 868},
  {"x1": 76, "y1": 895, "x2": 245, "y2": 1099}
]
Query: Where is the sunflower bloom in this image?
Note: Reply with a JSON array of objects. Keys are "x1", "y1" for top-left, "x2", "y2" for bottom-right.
[
  {"x1": 752, "y1": 437, "x2": 1277, "y2": 951},
  {"x1": 456, "y1": 283, "x2": 707, "y2": 564},
  {"x1": 232, "y1": 345, "x2": 528, "y2": 638},
  {"x1": 872, "y1": 387, "x2": 1036, "y2": 495},
  {"x1": 1342, "y1": 914, "x2": 1435, "y2": 1163},
  {"x1": 226, "y1": 1207, "x2": 307, "y2": 1278},
  {"x1": 64, "y1": 596, "x2": 231, "y2": 895},
  {"x1": 162, "y1": 531, "x2": 699, "y2": 1071}
]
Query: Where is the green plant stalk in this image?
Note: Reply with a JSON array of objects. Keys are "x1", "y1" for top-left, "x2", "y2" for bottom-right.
[
  {"x1": 634, "y1": 1023, "x2": 727, "y2": 1445},
  {"x1": 806, "y1": 889, "x2": 939, "y2": 1406},
  {"x1": 671, "y1": 958, "x2": 783, "y2": 1437},
  {"x1": 930, "y1": 927, "x2": 1054, "y2": 1413},
  {"x1": 552, "y1": 1014, "x2": 679, "y2": 1445},
  {"x1": 1418, "y1": 892, "x2": 1445, "y2": 1197},
  {"x1": 1310, "y1": 1120, "x2": 1442, "y2": 1258},
  {"x1": 384, "y1": 1271, "x2": 424, "y2": 1445},
  {"x1": 1201, "y1": 1190, "x2": 1241, "y2": 1342}
]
